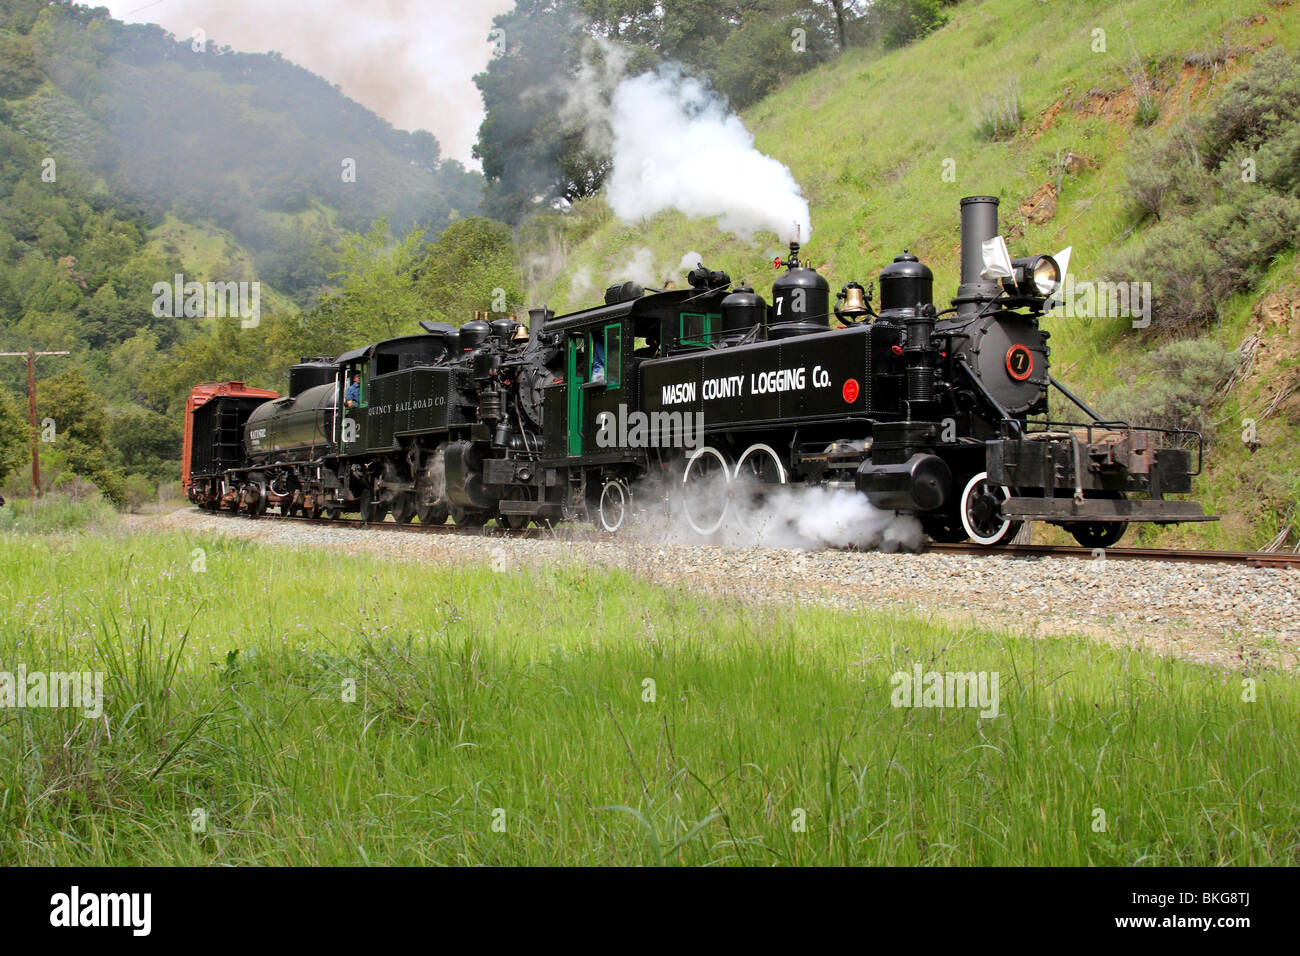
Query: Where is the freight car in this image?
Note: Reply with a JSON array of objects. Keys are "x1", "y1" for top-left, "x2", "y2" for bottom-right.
[
  {"x1": 185, "y1": 196, "x2": 1214, "y2": 547},
  {"x1": 183, "y1": 381, "x2": 279, "y2": 510}
]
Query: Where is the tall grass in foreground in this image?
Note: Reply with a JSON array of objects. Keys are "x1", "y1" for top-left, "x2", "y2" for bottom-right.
[
  {"x1": 1, "y1": 530, "x2": 1297, "y2": 866},
  {"x1": 0, "y1": 493, "x2": 119, "y2": 534}
]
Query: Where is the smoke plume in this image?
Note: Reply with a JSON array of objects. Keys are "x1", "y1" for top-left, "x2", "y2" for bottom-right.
[{"x1": 603, "y1": 67, "x2": 813, "y2": 243}]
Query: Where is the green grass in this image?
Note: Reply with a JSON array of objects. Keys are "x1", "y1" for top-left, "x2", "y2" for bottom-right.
[
  {"x1": 1, "y1": 529, "x2": 1297, "y2": 865},
  {"x1": 0, "y1": 493, "x2": 119, "y2": 534}
]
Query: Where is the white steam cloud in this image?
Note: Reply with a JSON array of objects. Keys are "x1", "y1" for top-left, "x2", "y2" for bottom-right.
[
  {"x1": 613, "y1": 247, "x2": 660, "y2": 287},
  {"x1": 603, "y1": 68, "x2": 812, "y2": 243},
  {"x1": 721, "y1": 484, "x2": 924, "y2": 552},
  {"x1": 678, "y1": 250, "x2": 704, "y2": 274},
  {"x1": 570, "y1": 265, "x2": 594, "y2": 298},
  {"x1": 628, "y1": 472, "x2": 924, "y2": 553}
]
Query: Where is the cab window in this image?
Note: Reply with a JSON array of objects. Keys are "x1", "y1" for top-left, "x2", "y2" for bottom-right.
[
  {"x1": 680, "y1": 312, "x2": 712, "y2": 346},
  {"x1": 603, "y1": 324, "x2": 622, "y2": 387}
]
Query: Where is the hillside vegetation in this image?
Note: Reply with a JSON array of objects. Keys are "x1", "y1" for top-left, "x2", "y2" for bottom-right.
[
  {"x1": 520, "y1": 0, "x2": 1300, "y2": 549},
  {"x1": 0, "y1": 0, "x2": 487, "y2": 502}
]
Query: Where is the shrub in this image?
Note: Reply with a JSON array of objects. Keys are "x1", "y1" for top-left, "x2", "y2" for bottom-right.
[
  {"x1": 862, "y1": 0, "x2": 947, "y2": 51},
  {"x1": 1097, "y1": 337, "x2": 1236, "y2": 434},
  {"x1": 1109, "y1": 190, "x2": 1300, "y2": 332},
  {"x1": 976, "y1": 79, "x2": 1022, "y2": 141},
  {"x1": 121, "y1": 473, "x2": 155, "y2": 513},
  {"x1": 1113, "y1": 48, "x2": 1300, "y2": 330},
  {"x1": 1135, "y1": 94, "x2": 1160, "y2": 127}
]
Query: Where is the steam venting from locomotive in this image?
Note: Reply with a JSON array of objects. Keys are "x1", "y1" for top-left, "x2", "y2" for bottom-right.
[
  {"x1": 602, "y1": 67, "x2": 812, "y2": 242},
  {"x1": 655, "y1": 477, "x2": 924, "y2": 552},
  {"x1": 727, "y1": 485, "x2": 925, "y2": 552}
]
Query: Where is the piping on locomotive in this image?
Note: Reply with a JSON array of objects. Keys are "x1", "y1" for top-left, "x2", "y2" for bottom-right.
[{"x1": 182, "y1": 196, "x2": 1215, "y2": 547}]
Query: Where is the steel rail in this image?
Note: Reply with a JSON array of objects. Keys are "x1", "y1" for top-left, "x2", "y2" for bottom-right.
[{"x1": 200, "y1": 508, "x2": 1300, "y2": 568}]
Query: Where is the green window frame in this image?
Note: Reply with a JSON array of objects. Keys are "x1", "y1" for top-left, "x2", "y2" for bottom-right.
[
  {"x1": 680, "y1": 312, "x2": 719, "y2": 347},
  {"x1": 603, "y1": 324, "x2": 622, "y2": 387}
]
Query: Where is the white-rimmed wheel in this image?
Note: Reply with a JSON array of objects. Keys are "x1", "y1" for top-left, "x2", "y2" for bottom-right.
[
  {"x1": 733, "y1": 443, "x2": 787, "y2": 539},
  {"x1": 597, "y1": 478, "x2": 631, "y2": 533},
  {"x1": 681, "y1": 446, "x2": 731, "y2": 536},
  {"x1": 959, "y1": 471, "x2": 1022, "y2": 547}
]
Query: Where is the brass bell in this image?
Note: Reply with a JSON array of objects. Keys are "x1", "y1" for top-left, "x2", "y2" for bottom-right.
[{"x1": 840, "y1": 282, "x2": 869, "y2": 316}]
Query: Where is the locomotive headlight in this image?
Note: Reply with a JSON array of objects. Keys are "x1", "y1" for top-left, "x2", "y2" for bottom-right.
[
  {"x1": 1030, "y1": 255, "x2": 1061, "y2": 295},
  {"x1": 1003, "y1": 255, "x2": 1060, "y2": 297}
]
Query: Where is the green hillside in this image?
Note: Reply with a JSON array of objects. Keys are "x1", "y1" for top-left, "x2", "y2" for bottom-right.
[
  {"x1": 522, "y1": 0, "x2": 1300, "y2": 549},
  {"x1": 0, "y1": 0, "x2": 488, "y2": 502},
  {"x1": 0, "y1": 0, "x2": 481, "y2": 302}
]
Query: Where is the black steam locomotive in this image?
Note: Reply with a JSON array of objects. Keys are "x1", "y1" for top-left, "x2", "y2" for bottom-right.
[{"x1": 184, "y1": 196, "x2": 1213, "y2": 547}]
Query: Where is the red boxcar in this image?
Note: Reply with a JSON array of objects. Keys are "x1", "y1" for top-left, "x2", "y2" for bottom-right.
[{"x1": 182, "y1": 382, "x2": 278, "y2": 507}]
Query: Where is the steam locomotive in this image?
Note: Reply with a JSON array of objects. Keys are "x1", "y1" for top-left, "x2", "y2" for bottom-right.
[{"x1": 184, "y1": 196, "x2": 1213, "y2": 547}]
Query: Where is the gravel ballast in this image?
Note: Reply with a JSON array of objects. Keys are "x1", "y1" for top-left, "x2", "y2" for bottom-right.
[{"x1": 139, "y1": 509, "x2": 1300, "y2": 672}]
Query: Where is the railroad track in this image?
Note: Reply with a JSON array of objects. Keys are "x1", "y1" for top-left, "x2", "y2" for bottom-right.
[
  {"x1": 924, "y1": 541, "x2": 1300, "y2": 569},
  {"x1": 203, "y1": 508, "x2": 586, "y2": 542},
  {"x1": 200, "y1": 508, "x2": 1300, "y2": 568}
]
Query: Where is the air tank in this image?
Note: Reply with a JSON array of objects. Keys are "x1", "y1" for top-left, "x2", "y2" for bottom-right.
[
  {"x1": 490, "y1": 318, "x2": 518, "y2": 344},
  {"x1": 459, "y1": 318, "x2": 490, "y2": 351},
  {"x1": 770, "y1": 243, "x2": 830, "y2": 339},
  {"x1": 877, "y1": 252, "x2": 934, "y2": 323},
  {"x1": 288, "y1": 358, "x2": 335, "y2": 398},
  {"x1": 720, "y1": 286, "x2": 767, "y2": 342}
]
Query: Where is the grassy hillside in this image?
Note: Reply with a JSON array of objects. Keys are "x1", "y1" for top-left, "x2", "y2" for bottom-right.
[{"x1": 523, "y1": 0, "x2": 1300, "y2": 549}]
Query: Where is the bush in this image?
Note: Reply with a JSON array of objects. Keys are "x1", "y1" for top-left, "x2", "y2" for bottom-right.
[
  {"x1": 1109, "y1": 189, "x2": 1300, "y2": 331},
  {"x1": 0, "y1": 387, "x2": 25, "y2": 486},
  {"x1": 121, "y1": 473, "x2": 155, "y2": 513},
  {"x1": 1097, "y1": 338, "x2": 1236, "y2": 434},
  {"x1": 1135, "y1": 94, "x2": 1160, "y2": 127},
  {"x1": 861, "y1": 0, "x2": 947, "y2": 50},
  {"x1": 1113, "y1": 48, "x2": 1300, "y2": 330},
  {"x1": 976, "y1": 79, "x2": 1022, "y2": 141},
  {"x1": 1199, "y1": 47, "x2": 1300, "y2": 170}
]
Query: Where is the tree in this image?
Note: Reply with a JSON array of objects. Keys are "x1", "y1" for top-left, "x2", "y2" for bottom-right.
[
  {"x1": 0, "y1": 386, "x2": 25, "y2": 487},
  {"x1": 711, "y1": 2, "x2": 837, "y2": 110},
  {"x1": 109, "y1": 406, "x2": 180, "y2": 477},
  {"x1": 861, "y1": 0, "x2": 946, "y2": 50},
  {"x1": 0, "y1": 31, "x2": 42, "y2": 97},
  {"x1": 418, "y1": 218, "x2": 523, "y2": 323},
  {"x1": 473, "y1": 0, "x2": 617, "y2": 223},
  {"x1": 294, "y1": 219, "x2": 429, "y2": 354},
  {"x1": 37, "y1": 368, "x2": 125, "y2": 503},
  {"x1": 472, "y1": 0, "x2": 869, "y2": 218}
]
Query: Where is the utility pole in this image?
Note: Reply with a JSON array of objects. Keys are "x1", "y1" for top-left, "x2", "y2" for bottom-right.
[{"x1": 1, "y1": 349, "x2": 70, "y2": 497}]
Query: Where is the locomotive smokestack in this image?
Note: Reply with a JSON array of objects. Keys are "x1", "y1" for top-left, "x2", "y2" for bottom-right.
[
  {"x1": 528, "y1": 306, "x2": 553, "y2": 338},
  {"x1": 956, "y1": 196, "x2": 1001, "y2": 318}
]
